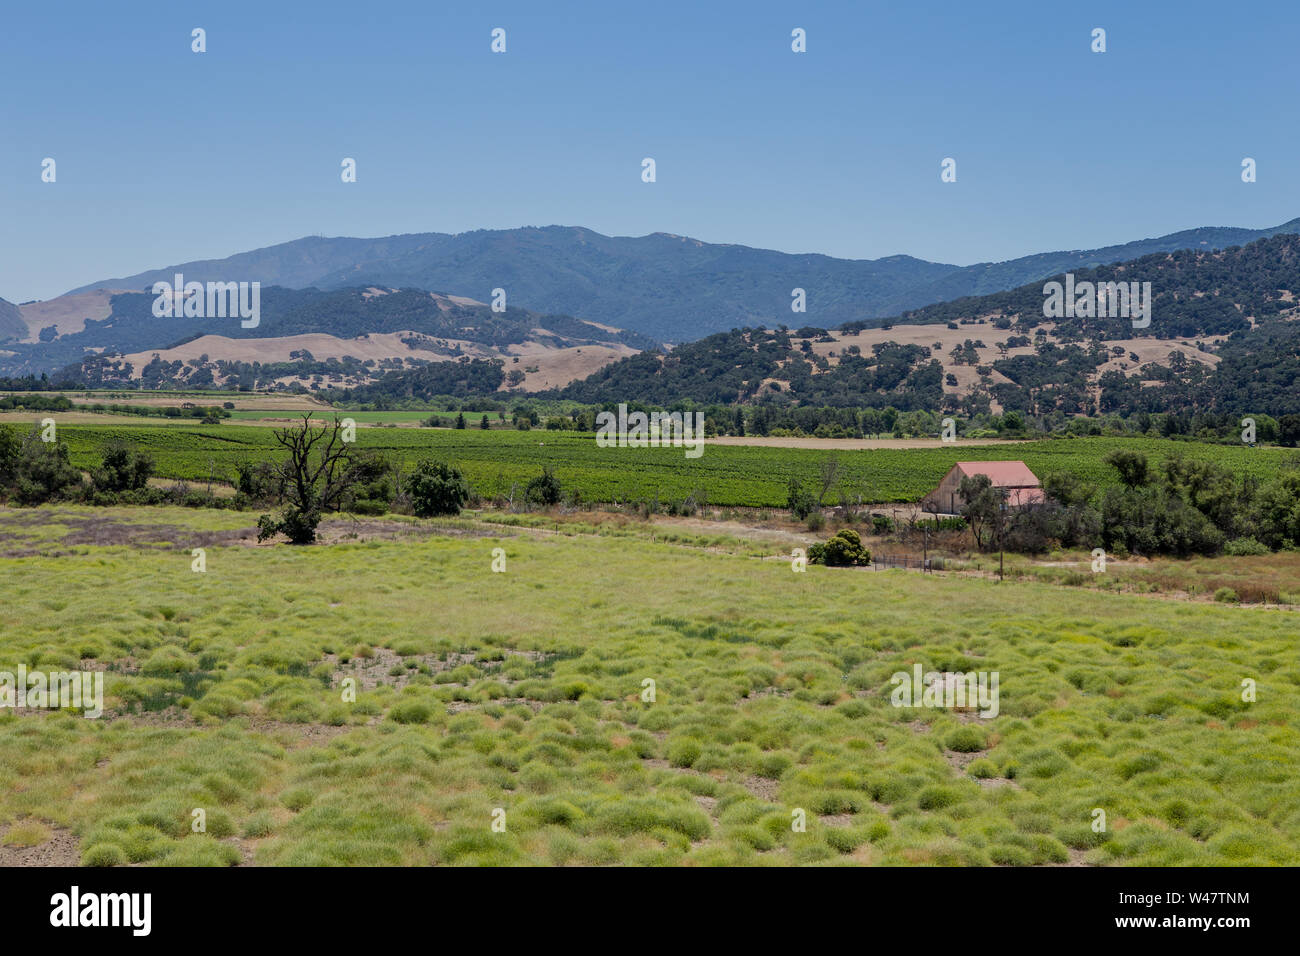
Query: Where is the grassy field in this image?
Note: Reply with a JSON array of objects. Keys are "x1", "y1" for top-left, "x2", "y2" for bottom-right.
[
  {"x1": 31, "y1": 424, "x2": 1300, "y2": 507},
  {"x1": 0, "y1": 505, "x2": 1296, "y2": 866}
]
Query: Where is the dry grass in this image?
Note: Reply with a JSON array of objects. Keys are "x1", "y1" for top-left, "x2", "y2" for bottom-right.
[{"x1": 1007, "y1": 550, "x2": 1300, "y2": 605}]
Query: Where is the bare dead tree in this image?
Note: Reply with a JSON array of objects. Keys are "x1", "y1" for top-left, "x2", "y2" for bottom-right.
[{"x1": 258, "y1": 415, "x2": 362, "y2": 544}]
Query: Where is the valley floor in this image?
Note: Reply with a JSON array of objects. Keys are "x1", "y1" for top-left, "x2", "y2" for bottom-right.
[{"x1": 0, "y1": 505, "x2": 1296, "y2": 866}]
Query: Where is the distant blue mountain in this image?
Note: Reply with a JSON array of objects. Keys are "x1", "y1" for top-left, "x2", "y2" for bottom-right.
[{"x1": 64, "y1": 219, "x2": 1300, "y2": 343}]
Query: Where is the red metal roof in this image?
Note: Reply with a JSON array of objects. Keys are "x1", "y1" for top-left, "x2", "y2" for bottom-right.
[{"x1": 953, "y1": 461, "x2": 1041, "y2": 487}]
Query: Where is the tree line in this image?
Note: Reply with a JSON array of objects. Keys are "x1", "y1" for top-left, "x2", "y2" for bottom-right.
[{"x1": 956, "y1": 449, "x2": 1300, "y2": 558}]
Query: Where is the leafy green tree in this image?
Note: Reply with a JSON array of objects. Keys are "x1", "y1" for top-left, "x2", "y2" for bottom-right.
[
  {"x1": 407, "y1": 460, "x2": 470, "y2": 517},
  {"x1": 1104, "y1": 449, "x2": 1149, "y2": 488},
  {"x1": 1039, "y1": 473, "x2": 1102, "y2": 548},
  {"x1": 1042, "y1": 471, "x2": 1095, "y2": 508},
  {"x1": 786, "y1": 478, "x2": 818, "y2": 520},
  {"x1": 1254, "y1": 472, "x2": 1300, "y2": 549},
  {"x1": 1279, "y1": 415, "x2": 1300, "y2": 448},
  {"x1": 91, "y1": 439, "x2": 154, "y2": 493},
  {"x1": 525, "y1": 467, "x2": 562, "y2": 506},
  {"x1": 1161, "y1": 457, "x2": 1241, "y2": 535},
  {"x1": 13, "y1": 429, "x2": 84, "y2": 505},
  {"x1": 234, "y1": 459, "x2": 285, "y2": 503},
  {"x1": 340, "y1": 452, "x2": 395, "y2": 515},
  {"x1": 1100, "y1": 485, "x2": 1223, "y2": 557},
  {"x1": 480, "y1": 414, "x2": 490, "y2": 430},
  {"x1": 957, "y1": 474, "x2": 1005, "y2": 550},
  {"x1": 0, "y1": 425, "x2": 19, "y2": 489}
]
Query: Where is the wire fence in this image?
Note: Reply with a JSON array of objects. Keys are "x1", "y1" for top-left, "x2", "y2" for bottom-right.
[{"x1": 870, "y1": 553, "x2": 943, "y2": 572}]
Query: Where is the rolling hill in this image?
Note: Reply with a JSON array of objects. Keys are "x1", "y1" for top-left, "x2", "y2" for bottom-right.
[
  {"x1": 555, "y1": 233, "x2": 1300, "y2": 419},
  {"x1": 0, "y1": 287, "x2": 653, "y2": 392},
  {"x1": 0, "y1": 298, "x2": 25, "y2": 342}
]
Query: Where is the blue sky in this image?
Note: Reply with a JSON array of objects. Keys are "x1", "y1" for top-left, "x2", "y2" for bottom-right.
[{"x1": 2, "y1": 0, "x2": 1297, "y2": 302}]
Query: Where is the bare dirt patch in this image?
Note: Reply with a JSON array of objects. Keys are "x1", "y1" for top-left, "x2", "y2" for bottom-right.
[
  {"x1": 0, "y1": 824, "x2": 81, "y2": 866},
  {"x1": 311, "y1": 518, "x2": 499, "y2": 546},
  {"x1": 740, "y1": 775, "x2": 780, "y2": 802},
  {"x1": 0, "y1": 511, "x2": 259, "y2": 555},
  {"x1": 60, "y1": 519, "x2": 256, "y2": 550},
  {"x1": 0, "y1": 508, "x2": 504, "y2": 556}
]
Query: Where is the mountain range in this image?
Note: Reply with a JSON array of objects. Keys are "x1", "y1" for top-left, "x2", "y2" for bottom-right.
[
  {"x1": 4, "y1": 218, "x2": 1300, "y2": 400},
  {"x1": 50, "y1": 218, "x2": 1300, "y2": 345}
]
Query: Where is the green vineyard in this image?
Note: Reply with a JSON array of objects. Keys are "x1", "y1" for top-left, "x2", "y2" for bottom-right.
[{"x1": 47, "y1": 423, "x2": 1300, "y2": 507}]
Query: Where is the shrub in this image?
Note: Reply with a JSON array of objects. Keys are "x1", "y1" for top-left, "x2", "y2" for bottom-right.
[
  {"x1": 340, "y1": 451, "x2": 394, "y2": 514},
  {"x1": 1214, "y1": 587, "x2": 1240, "y2": 604},
  {"x1": 593, "y1": 798, "x2": 710, "y2": 842},
  {"x1": 82, "y1": 843, "x2": 127, "y2": 867},
  {"x1": 407, "y1": 460, "x2": 470, "y2": 517},
  {"x1": 527, "y1": 798, "x2": 585, "y2": 827},
  {"x1": 202, "y1": 809, "x2": 236, "y2": 839},
  {"x1": 158, "y1": 838, "x2": 240, "y2": 867},
  {"x1": 989, "y1": 843, "x2": 1032, "y2": 866},
  {"x1": 916, "y1": 785, "x2": 962, "y2": 810},
  {"x1": 809, "y1": 529, "x2": 871, "y2": 567},
  {"x1": 945, "y1": 725, "x2": 988, "y2": 753},
  {"x1": 389, "y1": 700, "x2": 434, "y2": 724},
  {"x1": 756, "y1": 753, "x2": 792, "y2": 779},
  {"x1": 281, "y1": 788, "x2": 315, "y2": 812},
  {"x1": 257, "y1": 508, "x2": 321, "y2": 545},
  {"x1": 1224, "y1": 537, "x2": 1269, "y2": 556},
  {"x1": 242, "y1": 812, "x2": 275, "y2": 838},
  {"x1": 667, "y1": 737, "x2": 703, "y2": 768},
  {"x1": 525, "y1": 467, "x2": 563, "y2": 506},
  {"x1": 825, "y1": 827, "x2": 867, "y2": 854}
]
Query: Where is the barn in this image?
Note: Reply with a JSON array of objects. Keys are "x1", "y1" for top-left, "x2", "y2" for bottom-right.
[{"x1": 921, "y1": 461, "x2": 1044, "y2": 515}]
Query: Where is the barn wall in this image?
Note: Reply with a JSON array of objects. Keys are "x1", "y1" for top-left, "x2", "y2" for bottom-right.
[
  {"x1": 923, "y1": 467, "x2": 964, "y2": 513},
  {"x1": 922, "y1": 466, "x2": 1041, "y2": 513}
]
